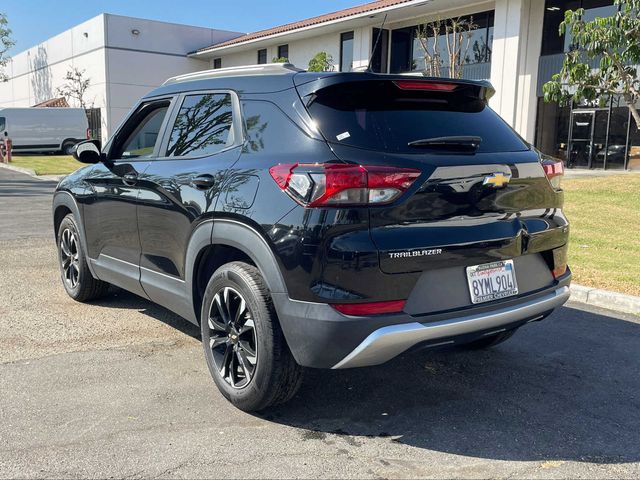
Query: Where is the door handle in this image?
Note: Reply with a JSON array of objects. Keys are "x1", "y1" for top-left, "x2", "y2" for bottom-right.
[
  {"x1": 191, "y1": 174, "x2": 215, "y2": 190},
  {"x1": 122, "y1": 172, "x2": 138, "y2": 186}
]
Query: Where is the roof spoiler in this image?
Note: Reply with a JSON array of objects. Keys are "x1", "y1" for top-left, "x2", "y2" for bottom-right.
[{"x1": 294, "y1": 72, "x2": 495, "y2": 102}]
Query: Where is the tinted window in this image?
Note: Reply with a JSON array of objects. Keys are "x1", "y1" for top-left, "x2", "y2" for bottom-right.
[
  {"x1": 371, "y1": 28, "x2": 389, "y2": 73},
  {"x1": 166, "y1": 93, "x2": 234, "y2": 157},
  {"x1": 118, "y1": 106, "x2": 169, "y2": 159},
  {"x1": 277, "y1": 44, "x2": 289, "y2": 60},
  {"x1": 542, "y1": 0, "x2": 615, "y2": 55},
  {"x1": 411, "y1": 10, "x2": 494, "y2": 72},
  {"x1": 340, "y1": 32, "x2": 354, "y2": 72},
  {"x1": 213, "y1": 58, "x2": 222, "y2": 69},
  {"x1": 306, "y1": 81, "x2": 528, "y2": 154},
  {"x1": 0, "y1": 117, "x2": 5, "y2": 131},
  {"x1": 257, "y1": 49, "x2": 267, "y2": 64}
]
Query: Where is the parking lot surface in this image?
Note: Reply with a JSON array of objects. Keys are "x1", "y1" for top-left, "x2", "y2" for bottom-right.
[{"x1": 1, "y1": 168, "x2": 639, "y2": 479}]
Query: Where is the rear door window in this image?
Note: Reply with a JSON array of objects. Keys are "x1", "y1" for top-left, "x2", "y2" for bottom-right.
[
  {"x1": 305, "y1": 81, "x2": 528, "y2": 154},
  {"x1": 166, "y1": 93, "x2": 234, "y2": 158},
  {"x1": 0, "y1": 117, "x2": 5, "y2": 131}
]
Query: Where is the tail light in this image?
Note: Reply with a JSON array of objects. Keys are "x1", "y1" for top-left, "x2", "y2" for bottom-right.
[
  {"x1": 331, "y1": 300, "x2": 406, "y2": 316},
  {"x1": 269, "y1": 163, "x2": 421, "y2": 207},
  {"x1": 542, "y1": 159, "x2": 564, "y2": 190},
  {"x1": 552, "y1": 265, "x2": 567, "y2": 279},
  {"x1": 86, "y1": 128, "x2": 91, "y2": 140}
]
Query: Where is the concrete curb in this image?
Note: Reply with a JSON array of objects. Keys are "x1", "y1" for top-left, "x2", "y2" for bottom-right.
[
  {"x1": 571, "y1": 284, "x2": 640, "y2": 315},
  {"x1": 0, "y1": 162, "x2": 64, "y2": 182}
]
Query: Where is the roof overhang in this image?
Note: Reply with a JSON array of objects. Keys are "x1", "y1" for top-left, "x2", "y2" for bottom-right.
[{"x1": 190, "y1": 0, "x2": 486, "y2": 59}]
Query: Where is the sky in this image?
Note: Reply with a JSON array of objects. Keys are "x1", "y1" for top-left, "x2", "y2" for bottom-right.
[{"x1": 4, "y1": 0, "x2": 361, "y2": 55}]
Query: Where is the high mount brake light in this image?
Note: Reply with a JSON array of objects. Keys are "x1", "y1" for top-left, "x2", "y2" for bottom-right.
[
  {"x1": 542, "y1": 159, "x2": 564, "y2": 190},
  {"x1": 269, "y1": 163, "x2": 422, "y2": 207},
  {"x1": 331, "y1": 300, "x2": 406, "y2": 316},
  {"x1": 393, "y1": 80, "x2": 459, "y2": 92}
]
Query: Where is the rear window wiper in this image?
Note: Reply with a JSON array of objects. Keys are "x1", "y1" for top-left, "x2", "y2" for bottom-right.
[{"x1": 408, "y1": 136, "x2": 482, "y2": 150}]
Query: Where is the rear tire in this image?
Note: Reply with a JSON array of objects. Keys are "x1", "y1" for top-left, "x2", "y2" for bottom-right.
[
  {"x1": 463, "y1": 329, "x2": 517, "y2": 349},
  {"x1": 57, "y1": 214, "x2": 110, "y2": 302},
  {"x1": 61, "y1": 140, "x2": 76, "y2": 156},
  {"x1": 201, "y1": 261, "x2": 303, "y2": 412}
]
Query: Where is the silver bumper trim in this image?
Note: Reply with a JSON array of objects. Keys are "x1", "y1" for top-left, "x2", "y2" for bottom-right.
[{"x1": 332, "y1": 286, "x2": 570, "y2": 369}]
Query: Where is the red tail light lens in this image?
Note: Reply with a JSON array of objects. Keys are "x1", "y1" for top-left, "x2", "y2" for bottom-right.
[
  {"x1": 332, "y1": 300, "x2": 406, "y2": 316},
  {"x1": 393, "y1": 80, "x2": 459, "y2": 92},
  {"x1": 542, "y1": 159, "x2": 564, "y2": 190},
  {"x1": 552, "y1": 265, "x2": 568, "y2": 279},
  {"x1": 269, "y1": 163, "x2": 421, "y2": 207}
]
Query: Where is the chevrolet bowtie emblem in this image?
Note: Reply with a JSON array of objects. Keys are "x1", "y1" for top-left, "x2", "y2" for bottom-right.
[{"x1": 483, "y1": 172, "x2": 512, "y2": 188}]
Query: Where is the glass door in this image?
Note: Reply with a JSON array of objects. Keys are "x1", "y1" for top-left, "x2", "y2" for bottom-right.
[{"x1": 568, "y1": 110, "x2": 596, "y2": 168}]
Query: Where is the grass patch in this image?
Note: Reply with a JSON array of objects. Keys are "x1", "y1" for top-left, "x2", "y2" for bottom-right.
[
  {"x1": 563, "y1": 174, "x2": 640, "y2": 296},
  {"x1": 10, "y1": 155, "x2": 85, "y2": 175}
]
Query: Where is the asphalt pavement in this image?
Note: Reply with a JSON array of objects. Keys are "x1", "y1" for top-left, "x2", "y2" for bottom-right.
[{"x1": 0, "y1": 168, "x2": 639, "y2": 479}]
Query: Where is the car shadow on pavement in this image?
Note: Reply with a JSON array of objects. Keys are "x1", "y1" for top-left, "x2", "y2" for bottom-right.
[
  {"x1": 91, "y1": 288, "x2": 201, "y2": 339},
  {"x1": 260, "y1": 307, "x2": 640, "y2": 464},
  {"x1": 89, "y1": 289, "x2": 640, "y2": 464}
]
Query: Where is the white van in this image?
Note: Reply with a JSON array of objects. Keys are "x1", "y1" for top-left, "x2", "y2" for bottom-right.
[{"x1": 0, "y1": 107, "x2": 89, "y2": 155}]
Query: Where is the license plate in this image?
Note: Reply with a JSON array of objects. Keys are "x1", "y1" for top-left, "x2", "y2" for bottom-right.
[{"x1": 466, "y1": 260, "x2": 518, "y2": 304}]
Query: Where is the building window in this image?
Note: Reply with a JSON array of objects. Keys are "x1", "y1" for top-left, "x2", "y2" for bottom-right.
[
  {"x1": 340, "y1": 31, "x2": 354, "y2": 72},
  {"x1": 408, "y1": 11, "x2": 494, "y2": 75},
  {"x1": 370, "y1": 28, "x2": 389, "y2": 73},
  {"x1": 213, "y1": 58, "x2": 222, "y2": 69},
  {"x1": 541, "y1": 0, "x2": 616, "y2": 55},
  {"x1": 389, "y1": 11, "x2": 494, "y2": 75},
  {"x1": 277, "y1": 44, "x2": 289, "y2": 61},
  {"x1": 534, "y1": 96, "x2": 638, "y2": 170},
  {"x1": 257, "y1": 49, "x2": 267, "y2": 64},
  {"x1": 390, "y1": 27, "x2": 413, "y2": 73}
]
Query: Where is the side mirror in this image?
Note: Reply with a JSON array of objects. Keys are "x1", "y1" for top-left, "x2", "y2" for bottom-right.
[{"x1": 73, "y1": 140, "x2": 103, "y2": 164}]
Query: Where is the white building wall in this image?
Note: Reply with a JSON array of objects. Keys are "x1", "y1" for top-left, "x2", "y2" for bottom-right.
[
  {"x1": 0, "y1": 15, "x2": 108, "y2": 108},
  {"x1": 214, "y1": 30, "x2": 342, "y2": 71},
  {"x1": 0, "y1": 14, "x2": 242, "y2": 140},
  {"x1": 489, "y1": 0, "x2": 544, "y2": 143}
]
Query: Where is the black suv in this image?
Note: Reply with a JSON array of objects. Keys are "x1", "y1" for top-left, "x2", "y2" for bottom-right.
[{"x1": 53, "y1": 64, "x2": 571, "y2": 411}]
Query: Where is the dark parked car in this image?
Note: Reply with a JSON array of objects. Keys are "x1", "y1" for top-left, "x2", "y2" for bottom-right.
[{"x1": 53, "y1": 64, "x2": 571, "y2": 411}]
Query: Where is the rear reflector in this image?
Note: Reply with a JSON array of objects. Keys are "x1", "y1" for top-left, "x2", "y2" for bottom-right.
[
  {"x1": 332, "y1": 300, "x2": 406, "y2": 316},
  {"x1": 393, "y1": 80, "x2": 458, "y2": 92},
  {"x1": 552, "y1": 264, "x2": 568, "y2": 279},
  {"x1": 269, "y1": 163, "x2": 421, "y2": 207}
]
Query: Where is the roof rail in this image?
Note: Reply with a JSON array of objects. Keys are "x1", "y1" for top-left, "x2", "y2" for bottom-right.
[{"x1": 162, "y1": 63, "x2": 304, "y2": 85}]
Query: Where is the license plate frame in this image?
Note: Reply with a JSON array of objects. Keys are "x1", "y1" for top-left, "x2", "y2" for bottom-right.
[{"x1": 466, "y1": 260, "x2": 518, "y2": 304}]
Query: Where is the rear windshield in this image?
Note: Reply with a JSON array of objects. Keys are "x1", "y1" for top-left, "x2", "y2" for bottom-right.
[{"x1": 305, "y1": 81, "x2": 529, "y2": 154}]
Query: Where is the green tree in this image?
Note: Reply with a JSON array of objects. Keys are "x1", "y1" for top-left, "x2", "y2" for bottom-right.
[
  {"x1": 272, "y1": 56, "x2": 288, "y2": 63},
  {"x1": 543, "y1": 0, "x2": 640, "y2": 129},
  {"x1": 0, "y1": 13, "x2": 15, "y2": 82},
  {"x1": 307, "y1": 51, "x2": 334, "y2": 72}
]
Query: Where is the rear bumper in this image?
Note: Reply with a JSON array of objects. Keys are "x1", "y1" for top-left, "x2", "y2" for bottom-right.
[
  {"x1": 273, "y1": 274, "x2": 571, "y2": 369},
  {"x1": 332, "y1": 285, "x2": 570, "y2": 369}
]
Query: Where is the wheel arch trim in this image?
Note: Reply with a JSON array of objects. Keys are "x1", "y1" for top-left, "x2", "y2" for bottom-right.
[
  {"x1": 185, "y1": 218, "x2": 288, "y2": 324},
  {"x1": 52, "y1": 191, "x2": 98, "y2": 278}
]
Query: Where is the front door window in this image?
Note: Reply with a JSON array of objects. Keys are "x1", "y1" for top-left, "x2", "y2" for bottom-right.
[{"x1": 110, "y1": 102, "x2": 170, "y2": 160}]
